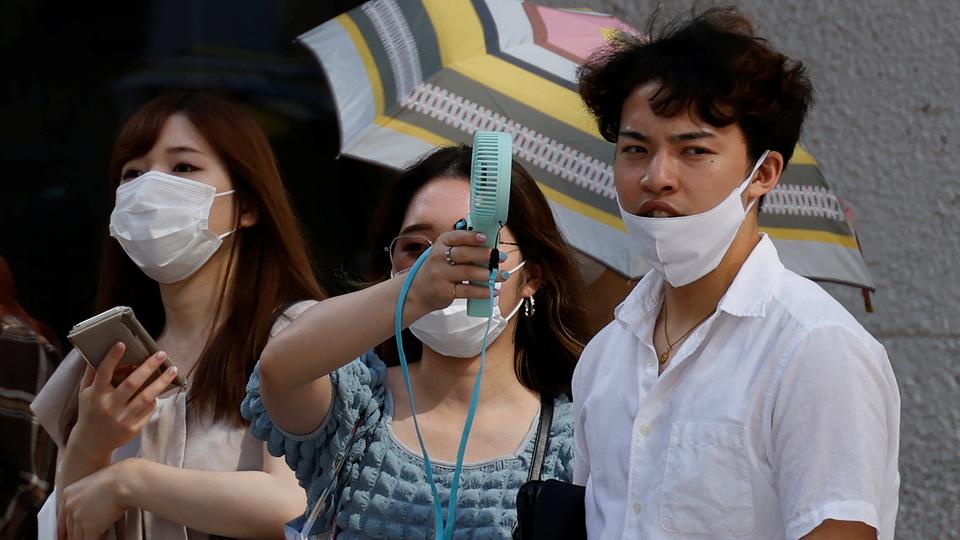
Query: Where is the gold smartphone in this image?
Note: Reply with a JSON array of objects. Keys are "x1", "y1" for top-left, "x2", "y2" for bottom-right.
[{"x1": 67, "y1": 306, "x2": 186, "y2": 389}]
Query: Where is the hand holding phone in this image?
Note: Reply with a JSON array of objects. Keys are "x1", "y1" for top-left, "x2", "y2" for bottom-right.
[
  {"x1": 69, "y1": 341, "x2": 182, "y2": 460},
  {"x1": 64, "y1": 306, "x2": 187, "y2": 457},
  {"x1": 68, "y1": 306, "x2": 186, "y2": 389}
]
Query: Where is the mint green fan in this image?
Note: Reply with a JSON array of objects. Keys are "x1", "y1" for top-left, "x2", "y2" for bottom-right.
[{"x1": 466, "y1": 131, "x2": 512, "y2": 317}]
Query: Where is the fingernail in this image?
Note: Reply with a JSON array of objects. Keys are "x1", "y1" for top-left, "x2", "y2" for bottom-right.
[
  {"x1": 476, "y1": 233, "x2": 486, "y2": 242},
  {"x1": 166, "y1": 366, "x2": 178, "y2": 376},
  {"x1": 114, "y1": 342, "x2": 125, "y2": 352},
  {"x1": 501, "y1": 270, "x2": 510, "y2": 280},
  {"x1": 157, "y1": 351, "x2": 167, "y2": 361},
  {"x1": 499, "y1": 251, "x2": 508, "y2": 262}
]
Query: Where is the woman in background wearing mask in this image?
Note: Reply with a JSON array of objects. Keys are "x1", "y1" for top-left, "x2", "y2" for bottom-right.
[
  {"x1": 32, "y1": 92, "x2": 324, "y2": 539},
  {"x1": 242, "y1": 145, "x2": 593, "y2": 538}
]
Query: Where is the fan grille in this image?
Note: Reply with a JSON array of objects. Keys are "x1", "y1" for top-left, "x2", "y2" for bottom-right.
[{"x1": 470, "y1": 132, "x2": 511, "y2": 226}]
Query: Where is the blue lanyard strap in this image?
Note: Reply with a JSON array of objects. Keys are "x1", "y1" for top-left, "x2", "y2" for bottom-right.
[{"x1": 395, "y1": 245, "x2": 499, "y2": 540}]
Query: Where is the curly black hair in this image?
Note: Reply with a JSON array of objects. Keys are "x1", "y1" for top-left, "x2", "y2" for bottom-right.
[{"x1": 577, "y1": 6, "x2": 814, "y2": 167}]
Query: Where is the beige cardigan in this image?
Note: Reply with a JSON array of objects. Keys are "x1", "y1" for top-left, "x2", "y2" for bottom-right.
[{"x1": 32, "y1": 301, "x2": 316, "y2": 539}]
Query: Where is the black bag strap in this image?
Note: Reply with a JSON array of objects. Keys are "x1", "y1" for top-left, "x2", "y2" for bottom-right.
[{"x1": 527, "y1": 394, "x2": 554, "y2": 482}]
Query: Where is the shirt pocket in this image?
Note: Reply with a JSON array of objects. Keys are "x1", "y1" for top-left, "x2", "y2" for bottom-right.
[{"x1": 660, "y1": 422, "x2": 754, "y2": 536}]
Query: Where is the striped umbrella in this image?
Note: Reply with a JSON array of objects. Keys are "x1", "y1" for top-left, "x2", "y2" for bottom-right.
[{"x1": 301, "y1": 0, "x2": 875, "y2": 302}]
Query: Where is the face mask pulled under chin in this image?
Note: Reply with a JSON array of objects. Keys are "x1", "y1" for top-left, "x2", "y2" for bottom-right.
[
  {"x1": 618, "y1": 150, "x2": 769, "y2": 287},
  {"x1": 407, "y1": 260, "x2": 526, "y2": 358}
]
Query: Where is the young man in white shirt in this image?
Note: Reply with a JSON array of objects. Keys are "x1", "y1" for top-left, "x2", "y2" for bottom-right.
[{"x1": 572, "y1": 7, "x2": 900, "y2": 540}]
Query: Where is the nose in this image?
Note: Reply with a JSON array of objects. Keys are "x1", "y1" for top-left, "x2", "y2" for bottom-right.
[{"x1": 641, "y1": 152, "x2": 678, "y2": 194}]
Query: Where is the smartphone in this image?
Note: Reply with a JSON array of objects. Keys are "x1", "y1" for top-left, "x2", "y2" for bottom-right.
[{"x1": 67, "y1": 306, "x2": 186, "y2": 389}]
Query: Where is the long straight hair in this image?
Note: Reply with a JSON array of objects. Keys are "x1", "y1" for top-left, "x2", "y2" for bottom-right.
[
  {"x1": 369, "y1": 145, "x2": 592, "y2": 397},
  {"x1": 79, "y1": 92, "x2": 323, "y2": 428}
]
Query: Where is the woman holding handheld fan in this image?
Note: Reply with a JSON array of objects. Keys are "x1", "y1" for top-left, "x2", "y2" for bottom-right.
[{"x1": 243, "y1": 145, "x2": 593, "y2": 539}]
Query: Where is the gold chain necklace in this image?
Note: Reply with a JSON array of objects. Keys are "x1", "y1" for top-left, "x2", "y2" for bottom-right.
[{"x1": 659, "y1": 302, "x2": 715, "y2": 365}]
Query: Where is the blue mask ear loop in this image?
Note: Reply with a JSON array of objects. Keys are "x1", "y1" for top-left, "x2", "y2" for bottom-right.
[{"x1": 394, "y1": 232, "x2": 501, "y2": 540}]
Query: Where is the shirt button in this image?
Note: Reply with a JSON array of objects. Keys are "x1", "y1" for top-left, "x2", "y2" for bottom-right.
[
  {"x1": 639, "y1": 425, "x2": 651, "y2": 436},
  {"x1": 633, "y1": 502, "x2": 643, "y2": 513}
]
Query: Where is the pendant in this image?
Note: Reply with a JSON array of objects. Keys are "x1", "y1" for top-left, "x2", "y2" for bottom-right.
[{"x1": 659, "y1": 350, "x2": 670, "y2": 365}]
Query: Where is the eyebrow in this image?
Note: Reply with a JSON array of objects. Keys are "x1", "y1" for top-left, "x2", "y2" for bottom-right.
[
  {"x1": 398, "y1": 223, "x2": 434, "y2": 236},
  {"x1": 617, "y1": 129, "x2": 717, "y2": 143},
  {"x1": 166, "y1": 146, "x2": 205, "y2": 155}
]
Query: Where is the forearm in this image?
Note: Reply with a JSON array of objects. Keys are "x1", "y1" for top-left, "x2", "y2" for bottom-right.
[
  {"x1": 58, "y1": 436, "x2": 112, "y2": 490},
  {"x1": 260, "y1": 276, "x2": 427, "y2": 388},
  {"x1": 800, "y1": 519, "x2": 876, "y2": 539},
  {"x1": 119, "y1": 459, "x2": 304, "y2": 540}
]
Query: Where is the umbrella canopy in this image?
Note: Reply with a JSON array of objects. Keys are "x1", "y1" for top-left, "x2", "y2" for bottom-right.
[{"x1": 301, "y1": 0, "x2": 874, "y2": 297}]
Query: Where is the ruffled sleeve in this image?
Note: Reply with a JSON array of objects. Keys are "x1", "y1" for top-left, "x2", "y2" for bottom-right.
[{"x1": 240, "y1": 351, "x2": 387, "y2": 491}]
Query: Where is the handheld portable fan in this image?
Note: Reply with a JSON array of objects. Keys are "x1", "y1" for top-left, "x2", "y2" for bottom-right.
[{"x1": 465, "y1": 131, "x2": 512, "y2": 317}]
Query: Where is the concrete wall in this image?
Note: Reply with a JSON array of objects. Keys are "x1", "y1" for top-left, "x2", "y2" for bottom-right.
[{"x1": 540, "y1": 0, "x2": 960, "y2": 537}]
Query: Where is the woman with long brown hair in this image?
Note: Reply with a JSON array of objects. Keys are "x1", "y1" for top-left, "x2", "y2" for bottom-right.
[
  {"x1": 242, "y1": 145, "x2": 593, "y2": 538},
  {"x1": 31, "y1": 92, "x2": 324, "y2": 539}
]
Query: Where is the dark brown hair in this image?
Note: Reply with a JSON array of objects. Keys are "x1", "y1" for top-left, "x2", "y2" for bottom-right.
[
  {"x1": 80, "y1": 92, "x2": 323, "y2": 428},
  {"x1": 578, "y1": 6, "x2": 813, "y2": 167},
  {"x1": 368, "y1": 145, "x2": 592, "y2": 397}
]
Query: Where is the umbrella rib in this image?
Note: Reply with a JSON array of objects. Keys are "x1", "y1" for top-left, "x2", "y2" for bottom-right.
[{"x1": 361, "y1": 0, "x2": 423, "y2": 101}]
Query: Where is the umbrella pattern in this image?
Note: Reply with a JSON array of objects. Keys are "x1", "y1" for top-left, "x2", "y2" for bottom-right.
[{"x1": 302, "y1": 0, "x2": 874, "y2": 295}]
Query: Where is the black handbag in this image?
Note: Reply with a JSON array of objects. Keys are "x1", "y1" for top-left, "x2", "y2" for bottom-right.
[{"x1": 513, "y1": 397, "x2": 587, "y2": 540}]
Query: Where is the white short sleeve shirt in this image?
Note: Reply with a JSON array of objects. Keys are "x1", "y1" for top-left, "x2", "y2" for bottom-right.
[{"x1": 572, "y1": 236, "x2": 900, "y2": 540}]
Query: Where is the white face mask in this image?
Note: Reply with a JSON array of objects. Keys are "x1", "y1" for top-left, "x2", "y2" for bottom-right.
[
  {"x1": 409, "y1": 261, "x2": 526, "y2": 358},
  {"x1": 109, "y1": 170, "x2": 236, "y2": 284},
  {"x1": 618, "y1": 151, "x2": 769, "y2": 287}
]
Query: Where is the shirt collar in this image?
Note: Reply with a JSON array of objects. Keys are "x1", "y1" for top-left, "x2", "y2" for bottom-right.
[
  {"x1": 614, "y1": 270, "x2": 664, "y2": 341},
  {"x1": 716, "y1": 234, "x2": 784, "y2": 318},
  {"x1": 614, "y1": 234, "x2": 785, "y2": 331}
]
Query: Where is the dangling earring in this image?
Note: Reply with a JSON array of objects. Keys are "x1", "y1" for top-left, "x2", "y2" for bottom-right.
[{"x1": 524, "y1": 296, "x2": 536, "y2": 317}]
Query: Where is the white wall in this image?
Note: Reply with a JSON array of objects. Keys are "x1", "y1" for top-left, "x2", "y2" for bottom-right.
[{"x1": 542, "y1": 0, "x2": 960, "y2": 536}]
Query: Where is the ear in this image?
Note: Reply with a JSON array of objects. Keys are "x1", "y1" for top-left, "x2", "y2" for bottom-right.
[
  {"x1": 519, "y1": 260, "x2": 543, "y2": 299},
  {"x1": 746, "y1": 150, "x2": 785, "y2": 204},
  {"x1": 238, "y1": 200, "x2": 259, "y2": 228}
]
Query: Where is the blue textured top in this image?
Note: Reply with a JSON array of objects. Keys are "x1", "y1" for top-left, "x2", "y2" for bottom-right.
[{"x1": 241, "y1": 351, "x2": 574, "y2": 539}]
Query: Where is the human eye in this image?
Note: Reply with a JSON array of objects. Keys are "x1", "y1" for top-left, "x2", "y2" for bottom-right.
[
  {"x1": 619, "y1": 144, "x2": 647, "y2": 155},
  {"x1": 683, "y1": 146, "x2": 714, "y2": 156},
  {"x1": 172, "y1": 162, "x2": 200, "y2": 174},
  {"x1": 120, "y1": 168, "x2": 142, "y2": 182},
  {"x1": 403, "y1": 240, "x2": 430, "y2": 254}
]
